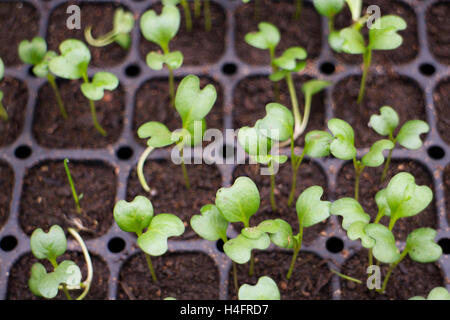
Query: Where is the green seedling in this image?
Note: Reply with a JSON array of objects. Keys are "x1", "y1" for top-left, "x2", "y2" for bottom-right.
[
  {"x1": 63, "y1": 158, "x2": 83, "y2": 214},
  {"x1": 313, "y1": 0, "x2": 345, "y2": 33},
  {"x1": 410, "y1": 287, "x2": 450, "y2": 300},
  {"x1": 29, "y1": 225, "x2": 93, "y2": 300},
  {"x1": 140, "y1": 4, "x2": 183, "y2": 107},
  {"x1": 163, "y1": 0, "x2": 194, "y2": 32},
  {"x1": 137, "y1": 74, "x2": 216, "y2": 192},
  {"x1": 48, "y1": 39, "x2": 119, "y2": 136},
  {"x1": 238, "y1": 276, "x2": 281, "y2": 300},
  {"x1": 113, "y1": 196, "x2": 184, "y2": 282},
  {"x1": 0, "y1": 57, "x2": 6, "y2": 122},
  {"x1": 369, "y1": 106, "x2": 430, "y2": 182},
  {"x1": 18, "y1": 37, "x2": 68, "y2": 119},
  {"x1": 85, "y1": 8, "x2": 134, "y2": 49}
]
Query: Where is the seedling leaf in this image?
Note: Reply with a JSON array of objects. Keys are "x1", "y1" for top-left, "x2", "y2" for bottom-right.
[
  {"x1": 396, "y1": 120, "x2": 429, "y2": 150},
  {"x1": 257, "y1": 219, "x2": 294, "y2": 249},
  {"x1": 304, "y1": 130, "x2": 332, "y2": 158},
  {"x1": 49, "y1": 39, "x2": 91, "y2": 80},
  {"x1": 296, "y1": 186, "x2": 331, "y2": 228},
  {"x1": 257, "y1": 103, "x2": 294, "y2": 142},
  {"x1": 410, "y1": 287, "x2": 450, "y2": 300},
  {"x1": 18, "y1": 36, "x2": 47, "y2": 65},
  {"x1": 361, "y1": 139, "x2": 395, "y2": 167},
  {"x1": 140, "y1": 5, "x2": 180, "y2": 50},
  {"x1": 224, "y1": 233, "x2": 270, "y2": 264},
  {"x1": 138, "y1": 121, "x2": 174, "y2": 148},
  {"x1": 406, "y1": 228, "x2": 442, "y2": 263},
  {"x1": 146, "y1": 51, "x2": 183, "y2": 70},
  {"x1": 364, "y1": 224, "x2": 401, "y2": 263},
  {"x1": 80, "y1": 71, "x2": 119, "y2": 101},
  {"x1": 237, "y1": 126, "x2": 272, "y2": 156},
  {"x1": 33, "y1": 51, "x2": 57, "y2": 78},
  {"x1": 245, "y1": 22, "x2": 280, "y2": 50},
  {"x1": 331, "y1": 198, "x2": 370, "y2": 230},
  {"x1": 313, "y1": 0, "x2": 345, "y2": 18},
  {"x1": 328, "y1": 118, "x2": 357, "y2": 160},
  {"x1": 0, "y1": 57, "x2": 4, "y2": 80},
  {"x1": 238, "y1": 276, "x2": 281, "y2": 300},
  {"x1": 273, "y1": 47, "x2": 307, "y2": 71},
  {"x1": 345, "y1": 0, "x2": 362, "y2": 21},
  {"x1": 30, "y1": 225, "x2": 67, "y2": 261},
  {"x1": 369, "y1": 15, "x2": 407, "y2": 51},
  {"x1": 302, "y1": 80, "x2": 332, "y2": 98},
  {"x1": 191, "y1": 204, "x2": 228, "y2": 241},
  {"x1": 375, "y1": 189, "x2": 391, "y2": 217},
  {"x1": 114, "y1": 8, "x2": 134, "y2": 34},
  {"x1": 340, "y1": 27, "x2": 365, "y2": 54},
  {"x1": 347, "y1": 221, "x2": 375, "y2": 248},
  {"x1": 113, "y1": 196, "x2": 154, "y2": 233},
  {"x1": 369, "y1": 106, "x2": 399, "y2": 137}
]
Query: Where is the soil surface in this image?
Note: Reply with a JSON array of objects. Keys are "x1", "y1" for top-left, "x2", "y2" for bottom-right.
[
  {"x1": 336, "y1": 160, "x2": 437, "y2": 241},
  {"x1": 340, "y1": 250, "x2": 445, "y2": 300},
  {"x1": 0, "y1": 161, "x2": 14, "y2": 229},
  {"x1": 127, "y1": 159, "x2": 222, "y2": 240},
  {"x1": 0, "y1": 2, "x2": 39, "y2": 66},
  {"x1": 139, "y1": 2, "x2": 226, "y2": 65},
  {"x1": 426, "y1": 2, "x2": 450, "y2": 65},
  {"x1": 19, "y1": 161, "x2": 116, "y2": 239},
  {"x1": 7, "y1": 251, "x2": 109, "y2": 300},
  {"x1": 444, "y1": 165, "x2": 450, "y2": 226},
  {"x1": 0, "y1": 77, "x2": 28, "y2": 147},
  {"x1": 234, "y1": 0, "x2": 321, "y2": 65},
  {"x1": 332, "y1": 74, "x2": 426, "y2": 148},
  {"x1": 47, "y1": 2, "x2": 129, "y2": 67},
  {"x1": 117, "y1": 252, "x2": 220, "y2": 300},
  {"x1": 233, "y1": 75, "x2": 326, "y2": 147},
  {"x1": 133, "y1": 77, "x2": 223, "y2": 146},
  {"x1": 227, "y1": 251, "x2": 332, "y2": 300},
  {"x1": 334, "y1": 0, "x2": 419, "y2": 65},
  {"x1": 232, "y1": 161, "x2": 329, "y2": 244},
  {"x1": 433, "y1": 78, "x2": 450, "y2": 145},
  {"x1": 33, "y1": 80, "x2": 124, "y2": 148}
]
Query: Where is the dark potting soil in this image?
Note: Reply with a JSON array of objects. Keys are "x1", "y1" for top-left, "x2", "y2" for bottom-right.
[
  {"x1": 336, "y1": 160, "x2": 437, "y2": 241},
  {"x1": 139, "y1": 2, "x2": 226, "y2": 66},
  {"x1": 232, "y1": 161, "x2": 329, "y2": 245},
  {"x1": 0, "y1": 77, "x2": 28, "y2": 147},
  {"x1": 32, "y1": 80, "x2": 124, "y2": 148},
  {"x1": 332, "y1": 74, "x2": 426, "y2": 148},
  {"x1": 426, "y1": 2, "x2": 450, "y2": 65},
  {"x1": 19, "y1": 161, "x2": 116, "y2": 239},
  {"x1": 0, "y1": 2, "x2": 39, "y2": 66},
  {"x1": 7, "y1": 251, "x2": 109, "y2": 300},
  {"x1": 444, "y1": 165, "x2": 450, "y2": 226},
  {"x1": 334, "y1": 0, "x2": 418, "y2": 65},
  {"x1": 433, "y1": 78, "x2": 450, "y2": 145},
  {"x1": 117, "y1": 252, "x2": 220, "y2": 300},
  {"x1": 232, "y1": 75, "x2": 326, "y2": 147},
  {"x1": 227, "y1": 251, "x2": 332, "y2": 300},
  {"x1": 339, "y1": 250, "x2": 446, "y2": 300},
  {"x1": 126, "y1": 160, "x2": 222, "y2": 240},
  {"x1": 0, "y1": 161, "x2": 14, "y2": 229},
  {"x1": 133, "y1": 77, "x2": 224, "y2": 146},
  {"x1": 234, "y1": 0, "x2": 321, "y2": 65},
  {"x1": 47, "y1": 2, "x2": 129, "y2": 67}
]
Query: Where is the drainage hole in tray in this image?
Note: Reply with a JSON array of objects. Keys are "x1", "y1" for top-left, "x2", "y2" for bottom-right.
[
  {"x1": 320, "y1": 62, "x2": 335, "y2": 75},
  {"x1": 438, "y1": 238, "x2": 450, "y2": 254},
  {"x1": 419, "y1": 63, "x2": 436, "y2": 76},
  {"x1": 108, "y1": 237, "x2": 126, "y2": 253},
  {"x1": 216, "y1": 239, "x2": 225, "y2": 253},
  {"x1": 0, "y1": 235, "x2": 18, "y2": 252},
  {"x1": 14, "y1": 145, "x2": 32, "y2": 159},
  {"x1": 116, "y1": 146, "x2": 134, "y2": 160},
  {"x1": 427, "y1": 146, "x2": 445, "y2": 160},
  {"x1": 222, "y1": 63, "x2": 238, "y2": 76},
  {"x1": 125, "y1": 64, "x2": 141, "y2": 78},
  {"x1": 326, "y1": 237, "x2": 344, "y2": 253}
]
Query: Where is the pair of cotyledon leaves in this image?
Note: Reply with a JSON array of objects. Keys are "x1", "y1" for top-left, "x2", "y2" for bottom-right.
[
  {"x1": 18, "y1": 37, "x2": 58, "y2": 78},
  {"x1": 191, "y1": 176, "x2": 330, "y2": 264},
  {"x1": 29, "y1": 225, "x2": 82, "y2": 299},
  {"x1": 113, "y1": 196, "x2": 185, "y2": 256},
  {"x1": 138, "y1": 74, "x2": 217, "y2": 148},
  {"x1": 238, "y1": 276, "x2": 281, "y2": 300},
  {"x1": 331, "y1": 172, "x2": 440, "y2": 264},
  {"x1": 409, "y1": 287, "x2": 450, "y2": 300},
  {"x1": 111, "y1": 8, "x2": 134, "y2": 49}
]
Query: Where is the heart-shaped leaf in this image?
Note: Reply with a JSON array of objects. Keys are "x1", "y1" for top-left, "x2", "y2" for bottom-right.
[
  {"x1": 396, "y1": 120, "x2": 429, "y2": 150},
  {"x1": 375, "y1": 189, "x2": 390, "y2": 217},
  {"x1": 224, "y1": 233, "x2": 270, "y2": 264},
  {"x1": 29, "y1": 260, "x2": 82, "y2": 299},
  {"x1": 410, "y1": 287, "x2": 450, "y2": 300},
  {"x1": 114, "y1": 8, "x2": 134, "y2": 34},
  {"x1": 113, "y1": 196, "x2": 154, "y2": 234},
  {"x1": 33, "y1": 51, "x2": 57, "y2": 78},
  {"x1": 238, "y1": 276, "x2": 280, "y2": 300},
  {"x1": 339, "y1": 27, "x2": 365, "y2": 54},
  {"x1": 369, "y1": 106, "x2": 399, "y2": 137},
  {"x1": 364, "y1": 224, "x2": 401, "y2": 263},
  {"x1": 215, "y1": 176, "x2": 260, "y2": 226},
  {"x1": 257, "y1": 219, "x2": 294, "y2": 249},
  {"x1": 328, "y1": 118, "x2": 357, "y2": 160},
  {"x1": 238, "y1": 125, "x2": 272, "y2": 156},
  {"x1": 191, "y1": 204, "x2": 228, "y2": 242},
  {"x1": 345, "y1": 0, "x2": 362, "y2": 21},
  {"x1": 18, "y1": 36, "x2": 47, "y2": 65},
  {"x1": 331, "y1": 198, "x2": 370, "y2": 230},
  {"x1": 253, "y1": 154, "x2": 288, "y2": 165},
  {"x1": 296, "y1": 186, "x2": 331, "y2": 228},
  {"x1": 146, "y1": 51, "x2": 183, "y2": 70},
  {"x1": 328, "y1": 31, "x2": 345, "y2": 52},
  {"x1": 245, "y1": 22, "x2": 280, "y2": 51},
  {"x1": 137, "y1": 214, "x2": 185, "y2": 256},
  {"x1": 313, "y1": 0, "x2": 345, "y2": 18},
  {"x1": 273, "y1": 47, "x2": 307, "y2": 71},
  {"x1": 302, "y1": 80, "x2": 332, "y2": 99},
  {"x1": 269, "y1": 69, "x2": 288, "y2": 82},
  {"x1": 81, "y1": 71, "x2": 119, "y2": 101},
  {"x1": 115, "y1": 33, "x2": 132, "y2": 49},
  {"x1": 138, "y1": 121, "x2": 174, "y2": 148},
  {"x1": 49, "y1": 39, "x2": 91, "y2": 80},
  {"x1": 362, "y1": 139, "x2": 395, "y2": 167},
  {"x1": 347, "y1": 221, "x2": 375, "y2": 248},
  {"x1": 369, "y1": 15, "x2": 407, "y2": 51},
  {"x1": 304, "y1": 130, "x2": 332, "y2": 158},
  {"x1": 406, "y1": 228, "x2": 442, "y2": 263},
  {"x1": 140, "y1": 5, "x2": 180, "y2": 50},
  {"x1": 257, "y1": 103, "x2": 294, "y2": 142},
  {"x1": 30, "y1": 225, "x2": 67, "y2": 261}
]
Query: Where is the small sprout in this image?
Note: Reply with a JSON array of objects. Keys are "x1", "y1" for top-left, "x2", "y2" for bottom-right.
[
  {"x1": 63, "y1": 159, "x2": 83, "y2": 214},
  {"x1": 49, "y1": 39, "x2": 119, "y2": 136},
  {"x1": 29, "y1": 225, "x2": 93, "y2": 300},
  {"x1": 137, "y1": 74, "x2": 217, "y2": 192},
  {"x1": 0, "y1": 56, "x2": 6, "y2": 122},
  {"x1": 113, "y1": 196, "x2": 184, "y2": 282},
  {"x1": 141, "y1": 4, "x2": 183, "y2": 106},
  {"x1": 85, "y1": 8, "x2": 134, "y2": 49},
  {"x1": 409, "y1": 287, "x2": 450, "y2": 300},
  {"x1": 313, "y1": 0, "x2": 345, "y2": 32},
  {"x1": 369, "y1": 105, "x2": 430, "y2": 182},
  {"x1": 238, "y1": 276, "x2": 281, "y2": 300}
]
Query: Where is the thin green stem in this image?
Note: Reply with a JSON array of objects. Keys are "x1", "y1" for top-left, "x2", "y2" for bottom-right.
[
  {"x1": 368, "y1": 249, "x2": 373, "y2": 266},
  {"x1": 377, "y1": 249, "x2": 408, "y2": 294},
  {"x1": 145, "y1": 253, "x2": 158, "y2": 282},
  {"x1": 286, "y1": 224, "x2": 303, "y2": 280},
  {"x1": 381, "y1": 146, "x2": 394, "y2": 183},
  {"x1": 168, "y1": 67, "x2": 175, "y2": 107},
  {"x1": 293, "y1": 0, "x2": 302, "y2": 20},
  {"x1": 84, "y1": 27, "x2": 117, "y2": 47},
  {"x1": 268, "y1": 161, "x2": 277, "y2": 212},
  {"x1": 204, "y1": 0, "x2": 211, "y2": 31},
  {"x1": 249, "y1": 252, "x2": 255, "y2": 276},
  {"x1": 328, "y1": 16, "x2": 335, "y2": 33},
  {"x1": 137, "y1": 146, "x2": 154, "y2": 193},
  {"x1": 288, "y1": 146, "x2": 305, "y2": 207},
  {"x1": 194, "y1": 0, "x2": 201, "y2": 17},
  {"x1": 269, "y1": 48, "x2": 280, "y2": 102},
  {"x1": 180, "y1": 148, "x2": 191, "y2": 189},
  {"x1": 253, "y1": 0, "x2": 260, "y2": 20},
  {"x1": 47, "y1": 74, "x2": 68, "y2": 119},
  {"x1": 68, "y1": 228, "x2": 93, "y2": 300},
  {"x1": 0, "y1": 98, "x2": 8, "y2": 122},
  {"x1": 286, "y1": 73, "x2": 301, "y2": 142},
  {"x1": 88, "y1": 97, "x2": 106, "y2": 136},
  {"x1": 180, "y1": 0, "x2": 193, "y2": 32},
  {"x1": 286, "y1": 247, "x2": 300, "y2": 280},
  {"x1": 331, "y1": 269, "x2": 363, "y2": 284},
  {"x1": 353, "y1": 158, "x2": 364, "y2": 202},
  {"x1": 357, "y1": 48, "x2": 372, "y2": 104},
  {"x1": 63, "y1": 158, "x2": 82, "y2": 214}
]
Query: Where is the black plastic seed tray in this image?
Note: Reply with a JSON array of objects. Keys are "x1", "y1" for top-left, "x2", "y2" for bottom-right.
[{"x1": 0, "y1": 0, "x2": 449, "y2": 300}]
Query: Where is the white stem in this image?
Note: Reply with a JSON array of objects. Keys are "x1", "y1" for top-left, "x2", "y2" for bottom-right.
[{"x1": 68, "y1": 228, "x2": 93, "y2": 301}]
